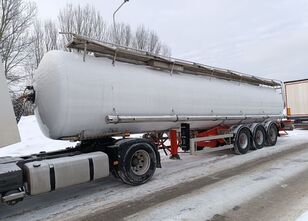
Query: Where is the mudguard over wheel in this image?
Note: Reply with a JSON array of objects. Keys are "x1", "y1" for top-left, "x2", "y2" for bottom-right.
[
  {"x1": 234, "y1": 127, "x2": 252, "y2": 155},
  {"x1": 116, "y1": 139, "x2": 158, "y2": 185}
]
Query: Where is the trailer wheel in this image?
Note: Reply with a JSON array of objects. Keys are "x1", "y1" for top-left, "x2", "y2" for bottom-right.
[
  {"x1": 117, "y1": 142, "x2": 157, "y2": 185},
  {"x1": 252, "y1": 125, "x2": 266, "y2": 150},
  {"x1": 234, "y1": 127, "x2": 251, "y2": 155},
  {"x1": 266, "y1": 123, "x2": 278, "y2": 146}
]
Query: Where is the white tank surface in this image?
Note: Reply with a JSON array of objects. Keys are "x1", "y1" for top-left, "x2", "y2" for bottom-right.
[{"x1": 33, "y1": 50, "x2": 284, "y2": 140}]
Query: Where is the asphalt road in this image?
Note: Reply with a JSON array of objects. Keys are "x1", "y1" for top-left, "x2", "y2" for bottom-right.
[
  {"x1": 212, "y1": 167, "x2": 308, "y2": 221},
  {"x1": 78, "y1": 143, "x2": 308, "y2": 221}
]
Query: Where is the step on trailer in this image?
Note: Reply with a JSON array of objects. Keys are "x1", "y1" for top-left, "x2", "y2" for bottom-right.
[{"x1": 0, "y1": 33, "x2": 284, "y2": 205}]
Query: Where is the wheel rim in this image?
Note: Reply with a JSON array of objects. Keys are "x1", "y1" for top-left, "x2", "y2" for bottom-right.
[
  {"x1": 255, "y1": 129, "x2": 264, "y2": 146},
  {"x1": 130, "y1": 150, "x2": 151, "y2": 176},
  {"x1": 239, "y1": 133, "x2": 248, "y2": 149}
]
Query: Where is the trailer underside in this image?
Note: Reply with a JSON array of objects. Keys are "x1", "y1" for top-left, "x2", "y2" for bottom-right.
[{"x1": 0, "y1": 119, "x2": 281, "y2": 205}]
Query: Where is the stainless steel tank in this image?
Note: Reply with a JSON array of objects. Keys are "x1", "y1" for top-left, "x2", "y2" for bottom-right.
[{"x1": 34, "y1": 51, "x2": 284, "y2": 140}]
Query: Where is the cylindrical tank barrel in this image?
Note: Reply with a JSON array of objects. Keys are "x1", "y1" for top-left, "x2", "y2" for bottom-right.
[{"x1": 33, "y1": 51, "x2": 284, "y2": 140}]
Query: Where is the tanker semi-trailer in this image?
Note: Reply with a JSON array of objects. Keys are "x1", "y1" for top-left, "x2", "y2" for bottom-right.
[{"x1": 0, "y1": 34, "x2": 284, "y2": 205}]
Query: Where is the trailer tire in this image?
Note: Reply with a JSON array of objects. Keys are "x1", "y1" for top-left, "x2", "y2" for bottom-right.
[
  {"x1": 117, "y1": 142, "x2": 157, "y2": 185},
  {"x1": 234, "y1": 127, "x2": 251, "y2": 155},
  {"x1": 252, "y1": 125, "x2": 266, "y2": 150},
  {"x1": 266, "y1": 123, "x2": 278, "y2": 146}
]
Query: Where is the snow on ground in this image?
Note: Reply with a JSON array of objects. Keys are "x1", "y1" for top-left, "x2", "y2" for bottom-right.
[
  {"x1": 0, "y1": 115, "x2": 76, "y2": 157},
  {"x1": 1, "y1": 116, "x2": 308, "y2": 221},
  {"x1": 0, "y1": 115, "x2": 146, "y2": 157},
  {"x1": 127, "y1": 146, "x2": 308, "y2": 221}
]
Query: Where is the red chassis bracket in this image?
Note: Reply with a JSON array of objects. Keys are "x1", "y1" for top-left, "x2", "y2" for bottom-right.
[{"x1": 196, "y1": 125, "x2": 230, "y2": 149}]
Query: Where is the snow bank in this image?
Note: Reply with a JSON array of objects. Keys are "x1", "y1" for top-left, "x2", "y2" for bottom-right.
[{"x1": 0, "y1": 115, "x2": 76, "y2": 157}]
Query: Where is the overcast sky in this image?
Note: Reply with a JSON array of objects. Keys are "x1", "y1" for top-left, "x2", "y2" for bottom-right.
[{"x1": 33, "y1": 0, "x2": 308, "y2": 81}]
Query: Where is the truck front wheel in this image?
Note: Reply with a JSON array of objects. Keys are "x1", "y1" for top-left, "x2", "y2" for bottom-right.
[{"x1": 117, "y1": 142, "x2": 157, "y2": 185}]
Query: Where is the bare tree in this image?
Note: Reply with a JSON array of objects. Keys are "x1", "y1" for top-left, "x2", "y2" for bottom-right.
[
  {"x1": 57, "y1": 4, "x2": 74, "y2": 46},
  {"x1": 111, "y1": 22, "x2": 132, "y2": 47},
  {"x1": 32, "y1": 21, "x2": 44, "y2": 69},
  {"x1": 58, "y1": 4, "x2": 108, "y2": 48},
  {"x1": 56, "y1": 3, "x2": 171, "y2": 56},
  {"x1": 161, "y1": 44, "x2": 171, "y2": 57},
  {"x1": 91, "y1": 13, "x2": 108, "y2": 42},
  {"x1": 124, "y1": 25, "x2": 132, "y2": 47},
  {"x1": 27, "y1": 19, "x2": 60, "y2": 76},
  {"x1": 132, "y1": 25, "x2": 171, "y2": 56},
  {"x1": 0, "y1": 0, "x2": 36, "y2": 85},
  {"x1": 133, "y1": 25, "x2": 149, "y2": 51},
  {"x1": 44, "y1": 20, "x2": 59, "y2": 51},
  {"x1": 147, "y1": 31, "x2": 160, "y2": 53}
]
